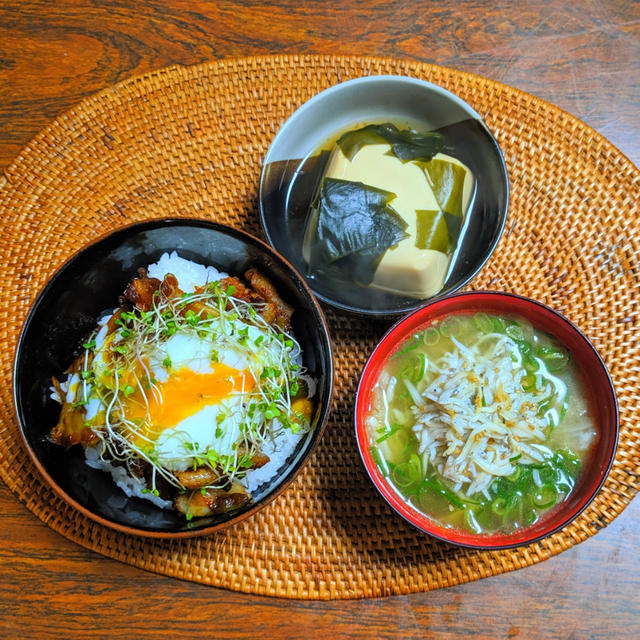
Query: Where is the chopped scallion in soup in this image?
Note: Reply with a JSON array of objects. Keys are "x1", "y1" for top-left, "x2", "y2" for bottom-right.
[{"x1": 366, "y1": 312, "x2": 596, "y2": 535}]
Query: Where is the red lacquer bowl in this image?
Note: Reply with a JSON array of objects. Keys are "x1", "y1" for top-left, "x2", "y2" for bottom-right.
[{"x1": 354, "y1": 291, "x2": 619, "y2": 549}]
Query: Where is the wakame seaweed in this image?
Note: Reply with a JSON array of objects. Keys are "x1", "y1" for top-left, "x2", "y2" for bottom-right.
[
  {"x1": 306, "y1": 178, "x2": 409, "y2": 284},
  {"x1": 302, "y1": 122, "x2": 472, "y2": 292},
  {"x1": 423, "y1": 159, "x2": 467, "y2": 217},
  {"x1": 415, "y1": 209, "x2": 462, "y2": 253},
  {"x1": 337, "y1": 123, "x2": 445, "y2": 163}
]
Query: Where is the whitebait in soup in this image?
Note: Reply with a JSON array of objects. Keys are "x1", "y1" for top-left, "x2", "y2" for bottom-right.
[{"x1": 366, "y1": 312, "x2": 595, "y2": 535}]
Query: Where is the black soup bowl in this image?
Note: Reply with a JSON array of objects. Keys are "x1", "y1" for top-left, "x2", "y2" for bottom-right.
[{"x1": 13, "y1": 218, "x2": 334, "y2": 538}]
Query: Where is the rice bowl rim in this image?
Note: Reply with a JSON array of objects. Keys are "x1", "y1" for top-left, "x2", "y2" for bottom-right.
[
  {"x1": 13, "y1": 217, "x2": 335, "y2": 539},
  {"x1": 354, "y1": 290, "x2": 619, "y2": 550}
]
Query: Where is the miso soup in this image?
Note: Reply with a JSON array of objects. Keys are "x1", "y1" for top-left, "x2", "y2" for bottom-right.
[{"x1": 366, "y1": 312, "x2": 596, "y2": 535}]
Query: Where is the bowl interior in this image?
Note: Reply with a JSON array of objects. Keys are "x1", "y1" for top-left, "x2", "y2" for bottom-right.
[
  {"x1": 259, "y1": 76, "x2": 509, "y2": 317},
  {"x1": 355, "y1": 291, "x2": 618, "y2": 549},
  {"x1": 14, "y1": 218, "x2": 333, "y2": 537}
]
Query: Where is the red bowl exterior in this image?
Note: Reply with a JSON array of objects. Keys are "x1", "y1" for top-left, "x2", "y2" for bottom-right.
[{"x1": 355, "y1": 291, "x2": 619, "y2": 549}]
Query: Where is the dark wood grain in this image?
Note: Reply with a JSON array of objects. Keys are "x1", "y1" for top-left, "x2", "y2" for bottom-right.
[
  {"x1": 1, "y1": 1, "x2": 638, "y2": 638},
  {"x1": 1, "y1": 1, "x2": 639, "y2": 168}
]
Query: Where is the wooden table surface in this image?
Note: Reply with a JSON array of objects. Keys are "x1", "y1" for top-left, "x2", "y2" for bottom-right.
[{"x1": 1, "y1": 2, "x2": 638, "y2": 638}]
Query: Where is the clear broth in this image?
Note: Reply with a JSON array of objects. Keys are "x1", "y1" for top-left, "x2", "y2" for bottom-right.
[
  {"x1": 260, "y1": 118, "x2": 505, "y2": 314},
  {"x1": 367, "y1": 312, "x2": 596, "y2": 535}
]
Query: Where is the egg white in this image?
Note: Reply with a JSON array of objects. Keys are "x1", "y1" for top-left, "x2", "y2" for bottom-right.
[
  {"x1": 80, "y1": 310, "x2": 286, "y2": 475},
  {"x1": 146, "y1": 332, "x2": 254, "y2": 471}
]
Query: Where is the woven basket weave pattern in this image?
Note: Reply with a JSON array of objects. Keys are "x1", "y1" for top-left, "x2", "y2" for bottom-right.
[{"x1": 0, "y1": 55, "x2": 638, "y2": 599}]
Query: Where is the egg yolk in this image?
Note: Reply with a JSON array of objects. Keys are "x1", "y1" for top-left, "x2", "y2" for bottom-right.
[{"x1": 124, "y1": 362, "x2": 255, "y2": 443}]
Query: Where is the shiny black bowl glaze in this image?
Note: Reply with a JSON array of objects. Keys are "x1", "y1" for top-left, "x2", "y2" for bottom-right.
[{"x1": 14, "y1": 218, "x2": 333, "y2": 538}]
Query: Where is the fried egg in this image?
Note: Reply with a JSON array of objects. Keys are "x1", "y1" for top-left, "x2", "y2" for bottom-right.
[
  {"x1": 86, "y1": 312, "x2": 279, "y2": 472},
  {"x1": 127, "y1": 332, "x2": 256, "y2": 471}
]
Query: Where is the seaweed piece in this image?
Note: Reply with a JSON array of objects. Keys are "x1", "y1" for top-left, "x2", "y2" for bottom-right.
[
  {"x1": 423, "y1": 158, "x2": 467, "y2": 216},
  {"x1": 415, "y1": 209, "x2": 462, "y2": 253},
  {"x1": 415, "y1": 210, "x2": 449, "y2": 252},
  {"x1": 306, "y1": 178, "x2": 409, "y2": 285},
  {"x1": 337, "y1": 123, "x2": 445, "y2": 163}
]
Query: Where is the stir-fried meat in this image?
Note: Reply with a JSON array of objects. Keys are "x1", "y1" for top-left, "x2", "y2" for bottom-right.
[
  {"x1": 123, "y1": 271, "x2": 182, "y2": 312},
  {"x1": 176, "y1": 467, "x2": 221, "y2": 490},
  {"x1": 123, "y1": 268, "x2": 161, "y2": 311},
  {"x1": 218, "y1": 276, "x2": 259, "y2": 304},
  {"x1": 245, "y1": 268, "x2": 294, "y2": 329},
  {"x1": 49, "y1": 353, "x2": 100, "y2": 448},
  {"x1": 176, "y1": 450, "x2": 270, "y2": 490},
  {"x1": 160, "y1": 273, "x2": 180, "y2": 299},
  {"x1": 123, "y1": 268, "x2": 292, "y2": 330},
  {"x1": 248, "y1": 450, "x2": 270, "y2": 468},
  {"x1": 50, "y1": 376, "x2": 100, "y2": 448},
  {"x1": 174, "y1": 483, "x2": 250, "y2": 517}
]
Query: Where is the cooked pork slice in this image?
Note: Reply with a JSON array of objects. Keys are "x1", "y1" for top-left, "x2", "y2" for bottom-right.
[
  {"x1": 123, "y1": 268, "x2": 162, "y2": 311},
  {"x1": 174, "y1": 483, "x2": 250, "y2": 516},
  {"x1": 245, "y1": 268, "x2": 294, "y2": 328}
]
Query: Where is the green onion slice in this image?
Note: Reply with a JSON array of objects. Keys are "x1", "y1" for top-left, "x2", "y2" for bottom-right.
[
  {"x1": 490, "y1": 497, "x2": 508, "y2": 516},
  {"x1": 473, "y1": 312, "x2": 493, "y2": 334},
  {"x1": 506, "y1": 466, "x2": 522, "y2": 483},
  {"x1": 505, "y1": 322, "x2": 525, "y2": 341},
  {"x1": 422, "y1": 326, "x2": 440, "y2": 346},
  {"x1": 390, "y1": 334, "x2": 421, "y2": 359},
  {"x1": 420, "y1": 476, "x2": 467, "y2": 510},
  {"x1": 392, "y1": 455, "x2": 421, "y2": 488},
  {"x1": 538, "y1": 346, "x2": 570, "y2": 373},
  {"x1": 521, "y1": 374, "x2": 537, "y2": 392},
  {"x1": 439, "y1": 316, "x2": 461, "y2": 337},
  {"x1": 522, "y1": 354, "x2": 540, "y2": 373},
  {"x1": 370, "y1": 446, "x2": 389, "y2": 477},
  {"x1": 491, "y1": 316, "x2": 505, "y2": 333},
  {"x1": 400, "y1": 352, "x2": 426, "y2": 382},
  {"x1": 516, "y1": 340, "x2": 532, "y2": 356},
  {"x1": 532, "y1": 484, "x2": 558, "y2": 508}
]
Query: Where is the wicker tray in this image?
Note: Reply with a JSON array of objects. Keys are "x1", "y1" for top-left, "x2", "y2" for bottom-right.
[{"x1": 0, "y1": 55, "x2": 638, "y2": 599}]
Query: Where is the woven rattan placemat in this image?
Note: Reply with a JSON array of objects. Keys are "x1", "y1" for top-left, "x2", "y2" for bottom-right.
[{"x1": 1, "y1": 55, "x2": 638, "y2": 599}]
